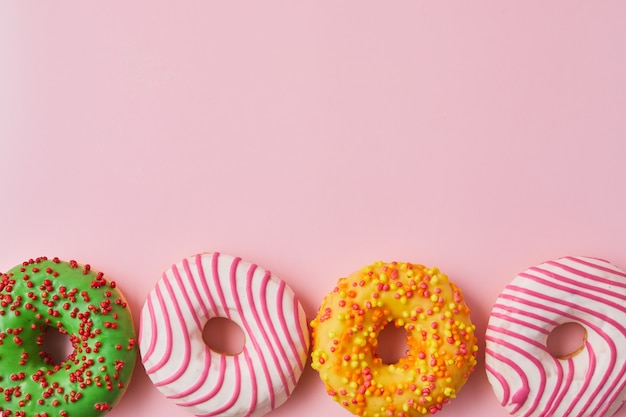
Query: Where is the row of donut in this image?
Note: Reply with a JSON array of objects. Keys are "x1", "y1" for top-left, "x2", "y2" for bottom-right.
[{"x1": 0, "y1": 253, "x2": 625, "y2": 417}]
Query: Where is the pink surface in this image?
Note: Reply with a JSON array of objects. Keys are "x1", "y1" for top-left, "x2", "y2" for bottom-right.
[{"x1": 1, "y1": 2, "x2": 626, "y2": 417}]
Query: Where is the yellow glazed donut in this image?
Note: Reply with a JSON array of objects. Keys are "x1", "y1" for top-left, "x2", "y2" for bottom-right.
[{"x1": 311, "y1": 261, "x2": 478, "y2": 416}]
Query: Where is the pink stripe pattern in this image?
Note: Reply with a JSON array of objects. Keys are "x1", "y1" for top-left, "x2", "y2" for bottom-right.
[
  {"x1": 485, "y1": 256, "x2": 626, "y2": 417},
  {"x1": 139, "y1": 252, "x2": 310, "y2": 417}
]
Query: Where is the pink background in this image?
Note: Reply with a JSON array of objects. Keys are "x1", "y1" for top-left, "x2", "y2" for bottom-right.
[{"x1": 2, "y1": 2, "x2": 626, "y2": 417}]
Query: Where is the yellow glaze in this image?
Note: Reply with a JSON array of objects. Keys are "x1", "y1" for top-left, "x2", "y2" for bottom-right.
[{"x1": 311, "y1": 261, "x2": 478, "y2": 416}]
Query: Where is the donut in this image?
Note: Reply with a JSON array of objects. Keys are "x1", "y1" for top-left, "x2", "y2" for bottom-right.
[
  {"x1": 485, "y1": 256, "x2": 626, "y2": 417},
  {"x1": 139, "y1": 252, "x2": 310, "y2": 417},
  {"x1": 310, "y1": 261, "x2": 478, "y2": 416},
  {"x1": 0, "y1": 256, "x2": 137, "y2": 417}
]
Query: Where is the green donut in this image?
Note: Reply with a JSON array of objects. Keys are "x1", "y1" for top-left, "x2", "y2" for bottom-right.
[{"x1": 0, "y1": 257, "x2": 137, "y2": 417}]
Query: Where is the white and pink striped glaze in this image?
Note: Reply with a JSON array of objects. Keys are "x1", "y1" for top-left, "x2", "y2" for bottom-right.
[
  {"x1": 485, "y1": 256, "x2": 626, "y2": 417},
  {"x1": 139, "y1": 252, "x2": 310, "y2": 417}
]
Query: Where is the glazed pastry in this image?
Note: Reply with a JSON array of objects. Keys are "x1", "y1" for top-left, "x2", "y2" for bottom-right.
[
  {"x1": 485, "y1": 256, "x2": 626, "y2": 417},
  {"x1": 140, "y1": 252, "x2": 310, "y2": 417},
  {"x1": 0, "y1": 257, "x2": 137, "y2": 417},
  {"x1": 311, "y1": 261, "x2": 478, "y2": 416}
]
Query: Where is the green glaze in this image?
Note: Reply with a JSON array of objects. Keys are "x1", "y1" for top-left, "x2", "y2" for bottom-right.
[{"x1": 0, "y1": 257, "x2": 137, "y2": 417}]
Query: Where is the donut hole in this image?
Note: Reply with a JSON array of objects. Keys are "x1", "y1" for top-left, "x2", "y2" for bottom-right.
[
  {"x1": 202, "y1": 317, "x2": 245, "y2": 356},
  {"x1": 375, "y1": 323, "x2": 410, "y2": 364},
  {"x1": 547, "y1": 322, "x2": 587, "y2": 359},
  {"x1": 40, "y1": 327, "x2": 74, "y2": 365}
]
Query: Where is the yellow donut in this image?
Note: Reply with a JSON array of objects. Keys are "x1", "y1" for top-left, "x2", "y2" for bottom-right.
[{"x1": 311, "y1": 261, "x2": 478, "y2": 416}]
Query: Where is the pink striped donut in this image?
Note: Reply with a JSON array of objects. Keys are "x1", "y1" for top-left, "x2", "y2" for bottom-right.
[
  {"x1": 139, "y1": 252, "x2": 310, "y2": 417},
  {"x1": 485, "y1": 256, "x2": 626, "y2": 417}
]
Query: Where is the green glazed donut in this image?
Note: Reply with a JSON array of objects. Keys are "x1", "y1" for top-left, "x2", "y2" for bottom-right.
[{"x1": 0, "y1": 257, "x2": 137, "y2": 417}]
